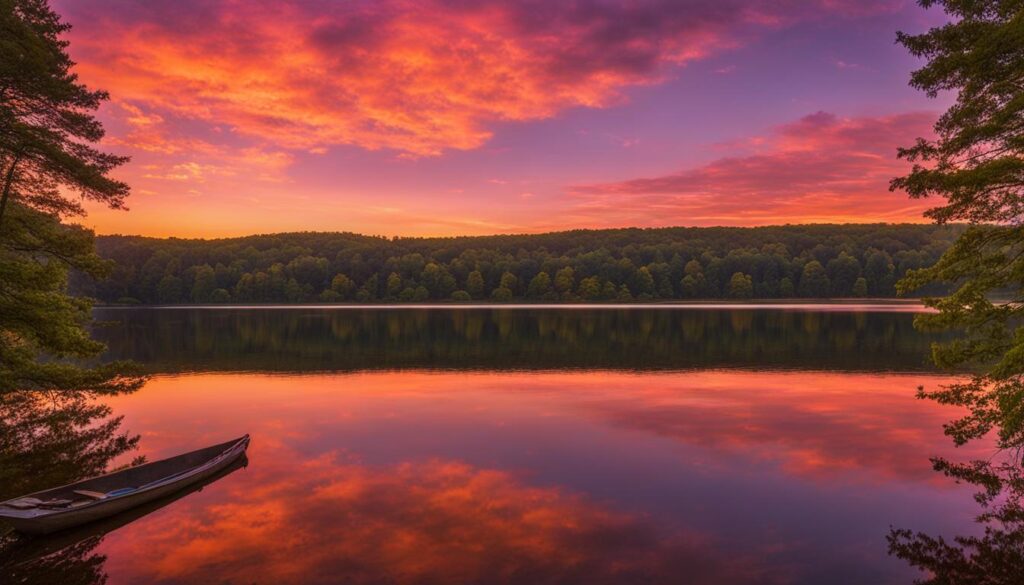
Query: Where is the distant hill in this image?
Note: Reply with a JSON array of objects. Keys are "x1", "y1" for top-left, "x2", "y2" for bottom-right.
[{"x1": 74, "y1": 224, "x2": 962, "y2": 304}]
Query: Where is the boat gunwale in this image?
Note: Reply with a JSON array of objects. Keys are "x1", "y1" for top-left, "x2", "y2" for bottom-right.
[{"x1": 0, "y1": 435, "x2": 249, "y2": 520}]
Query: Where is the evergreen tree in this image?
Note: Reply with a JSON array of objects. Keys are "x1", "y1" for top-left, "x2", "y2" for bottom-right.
[
  {"x1": 888, "y1": 1, "x2": 1024, "y2": 578},
  {"x1": 0, "y1": 0, "x2": 130, "y2": 231},
  {"x1": 0, "y1": 0, "x2": 143, "y2": 396},
  {"x1": 0, "y1": 205, "x2": 142, "y2": 393}
]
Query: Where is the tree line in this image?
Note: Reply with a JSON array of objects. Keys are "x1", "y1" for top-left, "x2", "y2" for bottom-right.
[{"x1": 74, "y1": 224, "x2": 962, "y2": 304}]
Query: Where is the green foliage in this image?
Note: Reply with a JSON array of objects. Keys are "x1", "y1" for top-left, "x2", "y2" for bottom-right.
[
  {"x1": 330, "y1": 273, "x2": 355, "y2": 300},
  {"x1": 209, "y1": 288, "x2": 230, "y2": 303},
  {"x1": 852, "y1": 277, "x2": 868, "y2": 298},
  {"x1": 554, "y1": 266, "x2": 575, "y2": 299},
  {"x1": 0, "y1": 0, "x2": 130, "y2": 228},
  {"x1": 864, "y1": 249, "x2": 895, "y2": 295},
  {"x1": 466, "y1": 270, "x2": 485, "y2": 299},
  {"x1": 798, "y1": 261, "x2": 830, "y2": 297},
  {"x1": 527, "y1": 271, "x2": 552, "y2": 299},
  {"x1": 727, "y1": 272, "x2": 753, "y2": 299},
  {"x1": 190, "y1": 264, "x2": 216, "y2": 303},
  {"x1": 577, "y1": 276, "x2": 602, "y2": 300},
  {"x1": 779, "y1": 277, "x2": 795, "y2": 298},
  {"x1": 0, "y1": 1, "x2": 144, "y2": 433},
  {"x1": 499, "y1": 271, "x2": 517, "y2": 294},
  {"x1": 892, "y1": 0, "x2": 1024, "y2": 469},
  {"x1": 888, "y1": 2, "x2": 1024, "y2": 580},
  {"x1": 79, "y1": 224, "x2": 961, "y2": 305},
  {"x1": 827, "y1": 252, "x2": 861, "y2": 296},
  {"x1": 386, "y1": 272, "x2": 402, "y2": 300},
  {"x1": 0, "y1": 203, "x2": 143, "y2": 394}
]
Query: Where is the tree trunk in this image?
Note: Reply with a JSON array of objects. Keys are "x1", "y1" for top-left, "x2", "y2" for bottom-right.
[{"x1": 0, "y1": 154, "x2": 21, "y2": 235}]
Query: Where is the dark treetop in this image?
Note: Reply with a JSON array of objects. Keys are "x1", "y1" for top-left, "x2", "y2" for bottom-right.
[{"x1": 77, "y1": 223, "x2": 962, "y2": 305}]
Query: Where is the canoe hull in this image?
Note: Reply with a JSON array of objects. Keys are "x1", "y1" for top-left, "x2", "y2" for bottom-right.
[{"x1": 2, "y1": 436, "x2": 249, "y2": 535}]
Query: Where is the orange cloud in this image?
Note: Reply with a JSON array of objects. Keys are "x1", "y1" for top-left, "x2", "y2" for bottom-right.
[
  {"x1": 567, "y1": 111, "x2": 938, "y2": 226},
  {"x1": 564, "y1": 371, "x2": 983, "y2": 482},
  {"x1": 64, "y1": 1, "x2": 902, "y2": 158},
  {"x1": 108, "y1": 370, "x2": 979, "y2": 486},
  {"x1": 101, "y1": 455, "x2": 763, "y2": 584}
]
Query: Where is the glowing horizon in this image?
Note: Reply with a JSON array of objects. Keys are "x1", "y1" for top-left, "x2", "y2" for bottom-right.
[{"x1": 54, "y1": 0, "x2": 952, "y2": 238}]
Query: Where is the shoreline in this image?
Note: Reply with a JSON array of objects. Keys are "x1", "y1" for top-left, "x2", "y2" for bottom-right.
[{"x1": 93, "y1": 299, "x2": 932, "y2": 312}]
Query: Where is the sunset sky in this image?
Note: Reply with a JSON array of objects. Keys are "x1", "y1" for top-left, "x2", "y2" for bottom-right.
[{"x1": 55, "y1": 0, "x2": 952, "y2": 238}]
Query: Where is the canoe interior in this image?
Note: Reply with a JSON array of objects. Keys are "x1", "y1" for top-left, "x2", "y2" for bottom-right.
[{"x1": 18, "y1": 436, "x2": 246, "y2": 503}]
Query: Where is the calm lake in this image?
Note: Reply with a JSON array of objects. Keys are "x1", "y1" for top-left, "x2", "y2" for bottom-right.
[{"x1": 2, "y1": 305, "x2": 986, "y2": 584}]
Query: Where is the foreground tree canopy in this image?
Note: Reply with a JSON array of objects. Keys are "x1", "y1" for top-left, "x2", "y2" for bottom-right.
[
  {"x1": 0, "y1": 0, "x2": 142, "y2": 394},
  {"x1": 888, "y1": 1, "x2": 1024, "y2": 581},
  {"x1": 77, "y1": 224, "x2": 961, "y2": 304}
]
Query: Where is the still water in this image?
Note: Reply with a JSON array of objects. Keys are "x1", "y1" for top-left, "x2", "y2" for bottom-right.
[{"x1": 1, "y1": 305, "x2": 985, "y2": 584}]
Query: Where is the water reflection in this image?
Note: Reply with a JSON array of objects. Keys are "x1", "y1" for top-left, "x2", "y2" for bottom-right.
[
  {"x1": 0, "y1": 390, "x2": 141, "y2": 503},
  {"x1": 45, "y1": 370, "x2": 976, "y2": 584},
  {"x1": 0, "y1": 456, "x2": 247, "y2": 585},
  {"x1": 100, "y1": 456, "x2": 763, "y2": 585},
  {"x1": 1, "y1": 308, "x2": 988, "y2": 584},
  {"x1": 92, "y1": 306, "x2": 943, "y2": 374},
  {"x1": 888, "y1": 460, "x2": 1023, "y2": 584}
]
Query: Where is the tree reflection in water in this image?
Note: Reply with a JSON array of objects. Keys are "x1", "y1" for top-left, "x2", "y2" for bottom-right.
[
  {"x1": 888, "y1": 461, "x2": 1022, "y2": 584},
  {"x1": 0, "y1": 390, "x2": 142, "y2": 503},
  {"x1": 0, "y1": 455, "x2": 247, "y2": 585},
  {"x1": 888, "y1": 436, "x2": 1023, "y2": 583},
  {"x1": 0, "y1": 387, "x2": 140, "y2": 584},
  {"x1": 92, "y1": 306, "x2": 946, "y2": 374}
]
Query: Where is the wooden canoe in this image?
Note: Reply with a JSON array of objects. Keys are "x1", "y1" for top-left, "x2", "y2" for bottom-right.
[
  {"x1": 0, "y1": 435, "x2": 250, "y2": 535},
  {"x1": 0, "y1": 453, "x2": 247, "y2": 574}
]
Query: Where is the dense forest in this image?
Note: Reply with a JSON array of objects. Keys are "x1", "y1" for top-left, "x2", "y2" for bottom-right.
[{"x1": 75, "y1": 224, "x2": 962, "y2": 304}]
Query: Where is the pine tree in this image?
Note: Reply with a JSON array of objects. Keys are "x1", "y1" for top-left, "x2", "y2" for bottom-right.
[
  {"x1": 0, "y1": 0, "x2": 130, "y2": 230},
  {"x1": 1, "y1": 1, "x2": 143, "y2": 396},
  {"x1": 889, "y1": 1, "x2": 1024, "y2": 578}
]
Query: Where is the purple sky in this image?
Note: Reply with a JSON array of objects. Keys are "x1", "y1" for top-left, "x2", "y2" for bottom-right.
[{"x1": 53, "y1": 0, "x2": 952, "y2": 237}]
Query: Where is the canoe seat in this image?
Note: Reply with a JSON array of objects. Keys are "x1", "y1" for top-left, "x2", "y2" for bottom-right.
[
  {"x1": 4, "y1": 498, "x2": 43, "y2": 509},
  {"x1": 6, "y1": 497, "x2": 75, "y2": 509},
  {"x1": 73, "y1": 490, "x2": 108, "y2": 500},
  {"x1": 38, "y1": 499, "x2": 74, "y2": 509}
]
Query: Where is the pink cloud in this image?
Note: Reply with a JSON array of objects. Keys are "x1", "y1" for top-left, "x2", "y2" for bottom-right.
[
  {"x1": 60, "y1": 0, "x2": 903, "y2": 158},
  {"x1": 567, "y1": 111, "x2": 937, "y2": 226}
]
